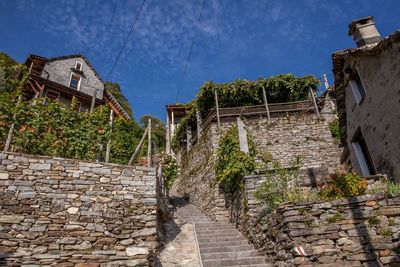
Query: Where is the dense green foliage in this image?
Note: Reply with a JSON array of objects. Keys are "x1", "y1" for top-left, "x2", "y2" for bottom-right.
[
  {"x1": 0, "y1": 53, "x2": 23, "y2": 93},
  {"x1": 319, "y1": 168, "x2": 368, "y2": 199},
  {"x1": 329, "y1": 118, "x2": 341, "y2": 140},
  {"x1": 254, "y1": 157, "x2": 301, "y2": 211},
  {"x1": 140, "y1": 115, "x2": 166, "y2": 154},
  {"x1": 0, "y1": 92, "x2": 143, "y2": 163},
  {"x1": 0, "y1": 54, "x2": 144, "y2": 164},
  {"x1": 104, "y1": 81, "x2": 134, "y2": 117},
  {"x1": 215, "y1": 125, "x2": 257, "y2": 195},
  {"x1": 162, "y1": 154, "x2": 178, "y2": 189},
  {"x1": 173, "y1": 74, "x2": 320, "y2": 150}
]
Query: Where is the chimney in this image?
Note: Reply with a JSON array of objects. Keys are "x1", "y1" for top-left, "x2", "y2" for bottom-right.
[{"x1": 348, "y1": 16, "x2": 381, "y2": 48}]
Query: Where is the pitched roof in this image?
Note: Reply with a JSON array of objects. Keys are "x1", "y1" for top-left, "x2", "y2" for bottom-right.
[
  {"x1": 47, "y1": 54, "x2": 103, "y2": 82},
  {"x1": 332, "y1": 30, "x2": 400, "y2": 144}
]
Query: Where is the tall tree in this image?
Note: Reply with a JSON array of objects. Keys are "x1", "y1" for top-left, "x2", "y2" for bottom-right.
[{"x1": 104, "y1": 81, "x2": 134, "y2": 118}]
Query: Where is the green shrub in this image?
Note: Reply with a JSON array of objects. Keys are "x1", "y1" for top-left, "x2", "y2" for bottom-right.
[
  {"x1": 319, "y1": 167, "x2": 368, "y2": 200},
  {"x1": 162, "y1": 154, "x2": 178, "y2": 189},
  {"x1": 215, "y1": 125, "x2": 256, "y2": 196},
  {"x1": 254, "y1": 156, "x2": 301, "y2": 211},
  {"x1": 172, "y1": 74, "x2": 320, "y2": 150},
  {"x1": 385, "y1": 181, "x2": 400, "y2": 196},
  {"x1": 329, "y1": 119, "x2": 340, "y2": 140}
]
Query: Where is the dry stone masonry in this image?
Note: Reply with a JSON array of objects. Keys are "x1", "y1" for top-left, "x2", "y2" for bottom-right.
[
  {"x1": 242, "y1": 193, "x2": 400, "y2": 266},
  {"x1": 177, "y1": 105, "x2": 342, "y2": 221},
  {"x1": 0, "y1": 152, "x2": 158, "y2": 266}
]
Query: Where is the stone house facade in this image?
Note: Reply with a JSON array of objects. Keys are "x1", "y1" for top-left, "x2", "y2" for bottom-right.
[
  {"x1": 333, "y1": 17, "x2": 400, "y2": 182},
  {"x1": 24, "y1": 54, "x2": 131, "y2": 120}
]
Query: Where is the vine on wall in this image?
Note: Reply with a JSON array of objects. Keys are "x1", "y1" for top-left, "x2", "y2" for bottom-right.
[
  {"x1": 173, "y1": 74, "x2": 320, "y2": 150},
  {"x1": 215, "y1": 125, "x2": 257, "y2": 196}
]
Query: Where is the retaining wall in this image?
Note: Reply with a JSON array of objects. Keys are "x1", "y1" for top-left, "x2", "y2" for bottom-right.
[{"x1": 0, "y1": 152, "x2": 158, "y2": 267}]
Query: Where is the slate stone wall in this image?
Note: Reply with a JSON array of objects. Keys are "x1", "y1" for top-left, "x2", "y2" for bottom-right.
[
  {"x1": 176, "y1": 102, "x2": 342, "y2": 221},
  {"x1": 43, "y1": 57, "x2": 104, "y2": 99},
  {"x1": 241, "y1": 193, "x2": 400, "y2": 266},
  {"x1": 0, "y1": 152, "x2": 158, "y2": 267},
  {"x1": 343, "y1": 41, "x2": 400, "y2": 182}
]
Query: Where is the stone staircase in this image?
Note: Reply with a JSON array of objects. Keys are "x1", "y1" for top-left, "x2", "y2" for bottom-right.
[{"x1": 172, "y1": 196, "x2": 270, "y2": 267}]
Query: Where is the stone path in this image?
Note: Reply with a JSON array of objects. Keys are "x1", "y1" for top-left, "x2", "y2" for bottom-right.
[
  {"x1": 159, "y1": 195, "x2": 271, "y2": 267},
  {"x1": 157, "y1": 209, "x2": 201, "y2": 267}
]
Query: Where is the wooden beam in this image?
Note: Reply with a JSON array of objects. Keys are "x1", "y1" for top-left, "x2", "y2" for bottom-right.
[
  {"x1": 105, "y1": 110, "x2": 114, "y2": 163},
  {"x1": 147, "y1": 118, "x2": 152, "y2": 168},
  {"x1": 128, "y1": 126, "x2": 149, "y2": 166},
  {"x1": 262, "y1": 85, "x2": 271, "y2": 122},
  {"x1": 214, "y1": 89, "x2": 220, "y2": 128},
  {"x1": 309, "y1": 87, "x2": 320, "y2": 118}
]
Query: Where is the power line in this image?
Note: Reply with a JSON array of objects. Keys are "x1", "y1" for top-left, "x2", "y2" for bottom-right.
[
  {"x1": 105, "y1": 1, "x2": 117, "y2": 36},
  {"x1": 175, "y1": 0, "x2": 206, "y2": 101},
  {"x1": 106, "y1": 0, "x2": 146, "y2": 80}
]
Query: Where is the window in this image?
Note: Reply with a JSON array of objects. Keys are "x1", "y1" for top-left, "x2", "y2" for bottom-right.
[
  {"x1": 351, "y1": 129, "x2": 376, "y2": 176},
  {"x1": 349, "y1": 69, "x2": 366, "y2": 104},
  {"x1": 75, "y1": 61, "x2": 83, "y2": 71},
  {"x1": 69, "y1": 73, "x2": 81, "y2": 90}
]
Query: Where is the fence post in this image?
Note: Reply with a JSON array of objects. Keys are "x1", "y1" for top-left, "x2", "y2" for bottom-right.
[
  {"x1": 128, "y1": 126, "x2": 149, "y2": 166},
  {"x1": 186, "y1": 128, "x2": 192, "y2": 152},
  {"x1": 196, "y1": 107, "x2": 202, "y2": 139},
  {"x1": 147, "y1": 118, "x2": 152, "y2": 168},
  {"x1": 214, "y1": 89, "x2": 220, "y2": 128},
  {"x1": 105, "y1": 110, "x2": 114, "y2": 163},
  {"x1": 236, "y1": 117, "x2": 249, "y2": 153},
  {"x1": 309, "y1": 87, "x2": 320, "y2": 119},
  {"x1": 262, "y1": 85, "x2": 271, "y2": 122},
  {"x1": 90, "y1": 89, "x2": 97, "y2": 114}
]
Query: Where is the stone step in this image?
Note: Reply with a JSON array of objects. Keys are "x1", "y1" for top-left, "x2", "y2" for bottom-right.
[
  {"x1": 196, "y1": 232, "x2": 242, "y2": 239},
  {"x1": 198, "y1": 240, "x2": 249, "y2": 248},
  {"x1": 202, "y1": 256, "x2": 266, "y2": 267},
  {"x1": 200, "y1": 245, "x2": 254, "y2": 253},
  {"x1": 201, "y1": 250, "x2": 259, "y2": 260},
  {"x1": 196, "y1": 228, "x2": 238, "y2": 235},
  {"x1": 197, "y1": 235, "x2": 244, "y2": 243}
]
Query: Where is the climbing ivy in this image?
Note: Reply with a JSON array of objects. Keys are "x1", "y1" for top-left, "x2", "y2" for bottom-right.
[
  {"x1": 329, "y1": 119, "x2": 341, "y2": 140},
  {"x1": 173, "y1": 74, "x2": 320, "y2": 149},
  {"x1": 215, "y1": 125, "x2": 257, "y2": 196}
]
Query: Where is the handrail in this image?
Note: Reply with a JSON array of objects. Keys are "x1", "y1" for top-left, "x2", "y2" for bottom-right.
[{"x1": 192, "y1": 223, "x2": 204, "y2": 267}]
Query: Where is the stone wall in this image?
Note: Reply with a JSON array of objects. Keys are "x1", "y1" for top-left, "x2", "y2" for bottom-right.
[
  {"x1": 176, "y1": 100, "x2": 342, "y2": 221},
  {"x1": 0, "y1": 152, "x2": 158, "y2": 267},
  {"x1": 342, "y1": 40, "x2": 400, "y2": 181},
  {"x1": 241, "y1": 193, "x2": 400, "y2": 266},
  {"x1": 176, "y1": 124, "x2": 229, "y2": 221}
]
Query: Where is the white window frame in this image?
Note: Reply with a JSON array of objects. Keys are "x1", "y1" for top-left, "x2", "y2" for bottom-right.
[
  {"x1": 349, "y1": 67, "x2": 366, "y2": 105},
  {"x1": 75, "y1": 61, "x2": 83, "y2": 71},
  {"x1": 69, "y1": 72, "x2": 82, "y2": 91},
  {"x1": 352, "y1": 141, "x2": 371, "y2": 176}
]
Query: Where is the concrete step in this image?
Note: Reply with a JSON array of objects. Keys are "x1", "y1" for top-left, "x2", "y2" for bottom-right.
[
  {"x1": 201, "y1": 250, "x2": 259, "y2": 260},
  {"x1": 198, "y1": 240, "x2": 249, "y2": 248},
  {"x1": 200, "y1": 244, "x2": 254, "y2": 253},
  {"x1": 197, "y1": 232, "x2": 242, "y2": 239},
  {"x1": 202, "y1": 256, "x2": 266, "y2": 267},
  {"x1": 197, "y1": 235, "x2": 244, "y2": 243}
]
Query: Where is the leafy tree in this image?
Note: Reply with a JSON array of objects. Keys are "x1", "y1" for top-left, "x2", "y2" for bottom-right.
[
  {"x1": 140, "y1": 114, "x2": 166, "y2": 154},
  {"x1": 104, "y1": 81, "x2": 133, "y2": 117},
  {"x1": 0, "y1": 52, "x2": 21, "y2": 93}
]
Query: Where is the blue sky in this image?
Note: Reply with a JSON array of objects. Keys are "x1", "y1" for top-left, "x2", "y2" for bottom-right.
[{"x1": 1, "y1": 0, "x2": 399, "y2": 121}]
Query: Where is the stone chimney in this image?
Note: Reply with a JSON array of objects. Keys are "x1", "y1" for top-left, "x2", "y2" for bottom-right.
[{"x1": 348, "y1": 16, "x2": 381, "y2": 47}]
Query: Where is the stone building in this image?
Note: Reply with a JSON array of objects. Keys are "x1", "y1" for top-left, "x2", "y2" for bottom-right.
[
  {"x1": 24, "y1": 54, "x2": 131, "y2": 120},
  {"x1": 333, "y1": 17, "x2": 400, "y2": 182}
]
